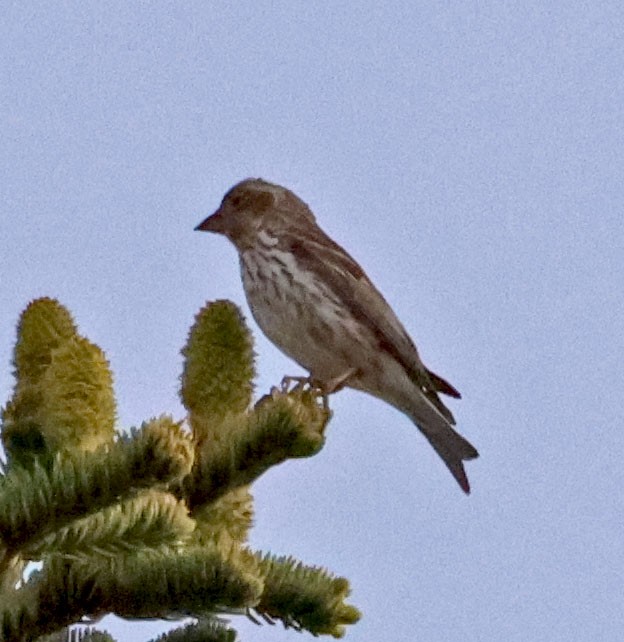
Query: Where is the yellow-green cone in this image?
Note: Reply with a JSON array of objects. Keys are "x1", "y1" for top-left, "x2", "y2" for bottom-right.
[
  {"x1": 2, "y1": 298, "x2": 116, "y2": 461},
  {"x1": 180, "y1": 300, "x2": 255, "y2": 424}
]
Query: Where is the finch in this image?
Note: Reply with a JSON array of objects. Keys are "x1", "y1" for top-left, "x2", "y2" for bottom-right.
[{"x1": 196, "y1": 179, "x2": 478, "y2": 493}]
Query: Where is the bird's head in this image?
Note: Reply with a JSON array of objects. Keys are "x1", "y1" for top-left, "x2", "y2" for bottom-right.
[{"x1": 196, "y1": 178, "x2": 316, "y2": 250}]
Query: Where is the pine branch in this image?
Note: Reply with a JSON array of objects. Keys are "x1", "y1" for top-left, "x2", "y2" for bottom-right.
[
  {"x1": 253, "y1": 553, "x2": 361, "y2": 638},
  {"x1": 38, "y1": 627, "x2": 114, "y2": 642},
  {"x1": 186, "y1": 387, "x2": 328, "y2": 511},
  {"x1": 26, "y1": 490, "x2": 195, "y2": 561},
  {"x1": 1, "y1": 545, "x2": 262, "y2": 642},
  {"x1": 151, "y1": 619, "x2": 237, "y2": 642},
  {"x1": 0, "y1": 417, "x2": 193, "y2": 561}
]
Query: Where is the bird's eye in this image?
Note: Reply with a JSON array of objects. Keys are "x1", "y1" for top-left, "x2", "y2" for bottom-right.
[
  {"x1": 229, "y1": 191, "x2": 251, "y2": 209},
  {"x1": 250, "y1": 191, "x2": 274, "y2": 213}
]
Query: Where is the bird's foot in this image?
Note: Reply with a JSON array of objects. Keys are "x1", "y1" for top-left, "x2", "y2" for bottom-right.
[
  {"x1": 278, "y1": 375, "x2": 332, "y2": 409},
  {"x1": 264, "y1": 376, "x2": 313, "y2": 405},
  {"x1": 277, "y1": 369, "x2": 358, "y2": 409},
  {"x1": 279, "y1": 375, "x2": 312, "y2": 394}
]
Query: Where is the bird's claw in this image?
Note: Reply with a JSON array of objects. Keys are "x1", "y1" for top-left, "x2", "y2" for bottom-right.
[
  {"x1": 279, "y1": 375, "x2": 311, "y2": 394},
  {"x1": 279, "y1": 375, "x2": 331, "y2": 409},
  {"x1": 278, "y1": 368, "x2": 358, "y2": 408}
]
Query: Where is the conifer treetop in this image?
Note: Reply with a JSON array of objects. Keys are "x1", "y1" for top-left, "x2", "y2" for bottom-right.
[{"x1": 0, "y1": 298, "x2": 360, "y2": 641}]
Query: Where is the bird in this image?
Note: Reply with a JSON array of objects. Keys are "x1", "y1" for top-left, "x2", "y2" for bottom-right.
[{"x1": 195, "y1": 178, "x2": 478, "y2": 493}]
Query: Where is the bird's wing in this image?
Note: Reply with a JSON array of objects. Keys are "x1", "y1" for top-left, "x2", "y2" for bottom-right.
[{"x1": 284, "y1": 226, "x2": 460, "y2": 422}]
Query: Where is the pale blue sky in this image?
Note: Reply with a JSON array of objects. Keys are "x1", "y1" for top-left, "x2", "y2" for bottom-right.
[{"x1": 2, "y1": 2, "x2": 623, "y2": 641}]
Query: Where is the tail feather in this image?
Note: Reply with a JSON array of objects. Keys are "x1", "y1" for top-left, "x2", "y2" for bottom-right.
[
  {"x1": 426, "y1": 368, "x2": 461, "y2": 398},
  {"x1": 424, "y1": 429, "x2": 479, "y2": 494},
  {"x1": 409, "y1": 393, "x2": 479, "y2": 494}
]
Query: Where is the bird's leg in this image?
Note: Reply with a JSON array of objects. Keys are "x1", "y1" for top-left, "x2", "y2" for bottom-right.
[
  {"x1": 318, "y1": 367, "x2": 358, "y2": 394},
  {"x1": 311, "y1": 367, "x2": 359, "y2": 409}
]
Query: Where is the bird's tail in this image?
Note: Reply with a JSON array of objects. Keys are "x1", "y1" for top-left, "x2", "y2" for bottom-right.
[
  {"x1": 423, "y1": 426, "x2": 479, "y2": 494},
  {"x1": 409, "y1": 397, "x2": 479, "y2": 494}
]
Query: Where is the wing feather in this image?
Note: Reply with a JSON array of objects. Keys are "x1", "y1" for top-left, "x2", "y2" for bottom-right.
[{"x1": 283, "y1": 224, "x2": 459, "y2": 422}]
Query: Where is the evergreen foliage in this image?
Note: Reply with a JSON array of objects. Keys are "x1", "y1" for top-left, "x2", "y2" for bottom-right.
[{"x1": 0, "y1": 298, "x2": 360, "y2": 641}]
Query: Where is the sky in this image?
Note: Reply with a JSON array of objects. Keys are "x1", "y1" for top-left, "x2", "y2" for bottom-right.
[{"x1": 1, "y1": 2, "x2": 623, "y2": 640}]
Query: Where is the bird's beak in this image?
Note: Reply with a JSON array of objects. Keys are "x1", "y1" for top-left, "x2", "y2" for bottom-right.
[{"x1": 195, "y1": 208, "x2": 226, "y2": 233}]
